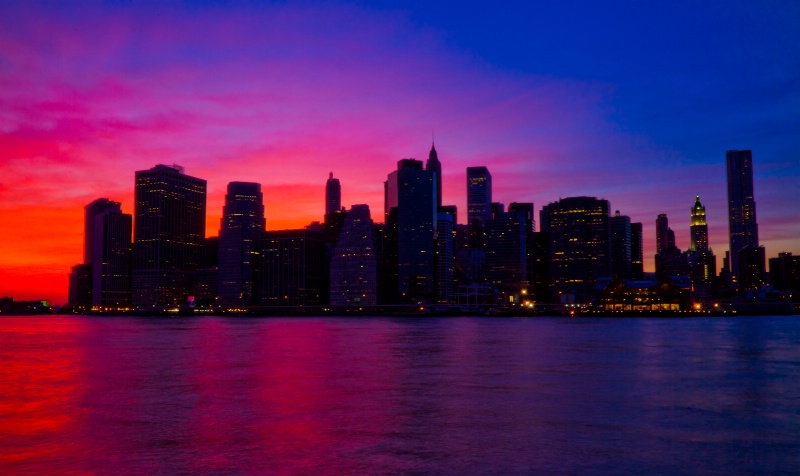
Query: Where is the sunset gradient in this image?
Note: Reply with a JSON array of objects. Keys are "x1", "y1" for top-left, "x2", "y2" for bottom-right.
[{"x1": 1, "y1": 2, "x2": 799, "y2": 304}]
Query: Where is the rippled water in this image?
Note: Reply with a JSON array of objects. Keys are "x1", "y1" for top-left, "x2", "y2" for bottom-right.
[{"x1": 1, "y1": 315, "x2": 798, "y2": 474}]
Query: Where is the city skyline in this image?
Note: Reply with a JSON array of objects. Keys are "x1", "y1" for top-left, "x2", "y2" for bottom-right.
[{"x1": 1, "y1": 2, "x2": 799, "y2": 304}]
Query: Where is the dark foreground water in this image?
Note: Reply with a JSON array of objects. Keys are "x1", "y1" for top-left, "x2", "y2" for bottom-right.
[{"x1": 1, "y1": 316, "x2": 799, "y2": 474}]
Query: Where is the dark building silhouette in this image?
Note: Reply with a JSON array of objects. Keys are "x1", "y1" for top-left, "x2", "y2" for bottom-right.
[
  {"x1": 540, "y1": 196, "x2": 610, "y2": 302},
  {"x1": 466, "y1": 166, "x2": 492, "y2": 234},
  {"x1": 254, "y1": 229, "x2": 327, "y2": 306},
  {"x1": 485, "y1": 203, "x2": 533, "y2": 303},
  {"x1": 435, "y1": 211, "x2": 455, "y2": 303},
  {"x1": 132, "y1": 164, "x2": 207, "y2": 308},
  {"x1": 218, "y1": 182, "x2": 265, "y2": 306},
  {"x1": 726, "y1": 150, "x2": 760, "y2": 285},
  {"x1": 738, "y1": 246, "x2": 766, "y2": 292},
  {"x1": 769, "y1": 252, "x2": 800, "y2": 300},
  {"x1": 90, "y1": 205, "x2": 132, "y2": 308},
  {"x1": 688, "y1": 195, "x2": 716, "y2": 299},
  {"x1": 325, "y1": 172, "x2": 341, "y2": 216},
  {"x1": 630, "y1": 222, "x2": 644, "y2": 280},
  {"x1": 67, "y1": 263, "x2": 92, "y2": 310},
  {"x1": 426, "y1": 143, "x2": 442, "y2": 209},
  {"x1": 384, "y1": 159, "x2": 435, "y2": 303},
  {"x1": 330, "y1": 204, "x2": 377, "y2": 306},
  {"x1": 610, "y1": 211, "x2": 632, "y2": 281},
  {"x1": 68, "y1": 198, "x2": 132, "y2": 310},
  {"x1": 193, "y1": 236, "x2": 219, "y2": 306},
  {"x1": 655, "y1": 213, "x2": 675, "y2": 254}
]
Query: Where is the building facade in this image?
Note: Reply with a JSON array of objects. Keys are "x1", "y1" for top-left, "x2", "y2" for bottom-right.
[
  {"x1": 726, "y1": 150, "x2": 760, "y2": 284},
  {"x1": 132, "y1": 164, "x2": 207, "y2": 308},
  {"x1": 218, "y1": 182, "x2": 265, "y2": 306},
  {"x1": 330, "y1": 205, "x2": 378, "y2": 306}
]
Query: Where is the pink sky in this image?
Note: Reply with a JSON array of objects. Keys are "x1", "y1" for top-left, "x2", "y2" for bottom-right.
[{"x1": 1, "y1": 4, "x2": 797, "y2": 304}]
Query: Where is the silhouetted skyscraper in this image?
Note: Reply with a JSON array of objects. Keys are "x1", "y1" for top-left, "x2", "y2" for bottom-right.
[
  {"x1": 132, "y1": 164, "x2": 206, "y2": 308},
  {"x1": 630, "y1": 222, "x2": 644, "y2": 280},
  {"x1": 690, "y1": 195, "x2": 708, "y2": 252},
  {"x1": 385, "y1": 159, "x2": 435, "y2": 303},
  {"x1": 655, "y1": 213, "x2": 675, "y2": 254},
  {"x1": 610, "y1": 211, "x2": 632, "y2": 281},
  {"x1": 90, "y1": 205, "x2": 132, "y2": 308},
  {"x1": 84, "y1": 198, "x2": 122, "y2": 265},
  {"x1": 218, "y1": 182, "x2": 265, "y2": 306},
  {"x1": 726, "y1": 150, "x2": 760, "y2": 283},
  {"x1": 540, "y1": 196, "x2": 610, "y2": 301},
  {"x1": 254, "y1": 228, "x2": 327, "y2": 306},
  {"x1": 435, "y1": 211, "x2": 454, "y2": 303},
  {"x1": 330, "y1": 204, "x2": 377, "y2": 306},
  {"x1": 426, "y1": 143, "x2": 442, "y2": 209},
  {"x1": 466, "y1": 166, "x2": 492, "y2": 229},
  {"x1": 325, "y1": 172, "x2": 341, "y2": 216}
]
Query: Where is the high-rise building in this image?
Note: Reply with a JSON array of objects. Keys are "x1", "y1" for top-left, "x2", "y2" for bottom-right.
[
  {"x1": 690, "y1": 195, "x2": 709, "y2": 253},
  {"x1": 630, "y1": 222, "x2": 644, "y2": 280},
  {"x1": 466, "y1": 166, "x2": 492, "y2": 229},
  {"x1": 655, "y1": 213, "x2": 675, "y2": 254},
  {"x1": 485, "y1": 204, "x2": 532, "y2": 302},
  {"x1": 540, "y1": 196, "x2": 610, "y2": 301},
  {"x1": 218, "y1": 182, "x2": 265, "y2": 306},
  {"x1": 254, "y1": 229, "x2": 327, "y2": 306},
  {"x1": 426, "y1": 143, "x2": 442, "y2": 209},
  {"x1": 325, "y1": 172, "x2": 341, "y2": 216},
  {"x1": 90, "y1": 205, "x2": 132, "y2": 308},
  {"x1": 769, "y1": 252, "x2": 800, "y2": 298},
  {"x1": 435, "y1": 212, "x2": 454, "y2": 303},
  {"x1": 84, "y1": 198, "x2": 123, "y2": 264},
  {"x1": 132, "y1": 164, "x2": 207, "y2": 308},
  {"x1": 330, "y1": 204, "x2": 378, "y2": 306},
  {"x1": 688, "y1": 195, "x2": 716, "y2": 298},
  {"x1": 610, "y1": 211, "x2": 632, "y2": 281},
  {"x1": 193, "y1": 236, "x2": 219, "y2": 306},
  {"x1": 384, "y1": 159, "x2": 435, "y2": 303},
  {"x1": 726, "y1": 150, "x2": 760, "y2": 283},
  {"x1": 738, "y1": 246, "x2": 765, "y2": 292}
]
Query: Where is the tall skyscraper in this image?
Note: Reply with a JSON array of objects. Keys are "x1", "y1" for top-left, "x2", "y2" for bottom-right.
[
  {"x1": 384, "y1": 159, "x2": 435, "y2": 303},
  {"x1": 655, "y1": 213, "x2": 675, "y2": 254},
  {"x1": 630, "y1": 222, "x2": 644, "y2": 280},
  {"x1": 68, "y1": 198, "x2": 132, "y2": 310},
  {"x1": 325, "y1": 172, "x2": 341, "y2": 216},
  {"x1": 132, "y1": 164, "x2": 207, "y2": 308},
  {"x1": 254, "y1": 228, "x2": 327, "y2": 306},
  {"x1": 90, "y1": 204, "x2": 132, "y2": 308},
  {"x1": 426, "y1": 143, "x2": 442, "y2": 209},
  {"x1": 540, "y1": 196, "x2": 610, "y2": 301},
  {"x1": 435, "y1": 211, "x2": 454, "y2": 303},
  {"x1": 726, "y1": 150, "x2": 760, "y2": 282},
  {"x1": 688, "y1": 195, "x2": 716, "y2": 297},
  {"x1": 466, "y1": 166, "x2": 492, "y2": 228},
  {"x1": 485, "y1": 204, "x2": 532, "y2": 301},
  {"x1": 330, "y1": 204, "x2": 377, "y2": 306},
  {"x1": 218, "y1": 182, "x2": 265, "y2": 306},
  {"x1": 690, "y1": 195, "x2": 708, "y2": 252},
  {"x1": 610, "y1": 211, "x2": 632, "y2": 281}
]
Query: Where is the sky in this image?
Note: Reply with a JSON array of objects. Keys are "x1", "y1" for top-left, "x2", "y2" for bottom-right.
[{"x1": 1, "y1": 1, "x2": 799, "y2": 305}]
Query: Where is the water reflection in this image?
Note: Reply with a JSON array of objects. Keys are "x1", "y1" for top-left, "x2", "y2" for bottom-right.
[{"x1": 0, "y1": 316, "x2": 797, "y2": 474}]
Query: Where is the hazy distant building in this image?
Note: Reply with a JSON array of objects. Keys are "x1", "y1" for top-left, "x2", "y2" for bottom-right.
[
  {"x1": 330, "y1": 204, "x2": 377, "y2": 306},
  {"x1": 630, "y1": 222, "x2": 644, "y2": 280},
  {"x1": 610, "y1": 211, "x2": 632, "y2": 281},
  {"x1": 540, "y1": 197, "x2": 610, "y2": 301},
  {"x1": 426, "y1": 143, "x2": 442, "y2": 209},
  {"x1": 726, "y1": 150, "x2": 760, "y2": 284},
  {"x1": 384, "y1": 159, "x2": 435, "y2": 303},
  {"x1": 218, "y1": 182, "x2": 265, "y2": 306},
  {"x1": 325, "y1": 172, "x2": 341, "y2": 216},
  {"x1": 132, "y1": 164, "x2": 206, "y2": 308}
]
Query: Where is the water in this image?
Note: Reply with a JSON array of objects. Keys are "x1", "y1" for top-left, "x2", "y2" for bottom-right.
[{"x1": 1, "y1": 316, "x2": 798, "y2": 474}]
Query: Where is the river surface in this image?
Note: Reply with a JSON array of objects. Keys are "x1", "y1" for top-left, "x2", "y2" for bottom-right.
[{"x1": 1, "y1": 315, "x2": 798, "y2": 474}]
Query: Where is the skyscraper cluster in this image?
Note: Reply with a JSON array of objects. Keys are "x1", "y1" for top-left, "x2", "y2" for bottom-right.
[{"x1": 67, "y1": 148, "x2": 791, "y2": 312}]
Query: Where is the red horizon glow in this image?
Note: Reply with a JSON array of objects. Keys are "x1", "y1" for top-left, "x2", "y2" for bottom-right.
[{"x1": 1, "y1": 4, "x2": 798, "y2": 305}]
